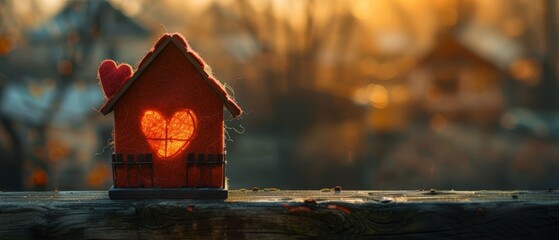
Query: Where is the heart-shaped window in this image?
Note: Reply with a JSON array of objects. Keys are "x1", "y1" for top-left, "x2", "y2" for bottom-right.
[{"x1": 140, "y1": 109, "x2": 197, "y2": 158}]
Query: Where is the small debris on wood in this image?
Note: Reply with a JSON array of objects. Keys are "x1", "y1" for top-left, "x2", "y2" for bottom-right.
[
  {"x1": 287, "y1": 206, "x2": 311, "y2": 213},
  {"x1": 281, "y1": 203, "x2": 312, "y2": 213},
  {"x1": 304, "y1": 198, "x2": 317, "y2": 207},
  {"x1": 512, "y1": 194, "x2": 518, "y2": 199},
  {"x1": 238, "y1": 188, "x2": 247, "y2": 192},
  {"x1": 281, "y1": 199, "x2": 321, "y2": 213},
  {"x1": 186, "y1": 205, "x2": 194, "y2": 212},
  {"x1": 252, "y1": 187, "x2": 259, "y2": 192},
  {"x1": 326, "y1": 204, "x2": 352, "y2": 214},
  {"x1": 380, "y1": 197, "x2": 394, "y2": 203},
  {"x1": 320, "y1": 188, "x2": 332, "y2": 192},
  {"x1": 424, "y1": 189, "x2": 437, "y2": 195},
  {"x1": 334, "y1": 186, "x2": 342, "y2": 193}
]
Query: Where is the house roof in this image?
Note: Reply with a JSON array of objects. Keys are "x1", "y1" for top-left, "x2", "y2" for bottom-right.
[
  {"x1": 417, "y1": 34, "x2": 498, "y2": 70},
  {"x1": 417, "y1": 26, "x2": 522, "y2": 70},
  {"x1": 99, "y1": 33, "x2": 242, "y2": 118}
]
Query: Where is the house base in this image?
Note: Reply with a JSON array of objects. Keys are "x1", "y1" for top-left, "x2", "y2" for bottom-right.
[{"x1": 108, "y1": 186, "x2": 228, "y2": 199}]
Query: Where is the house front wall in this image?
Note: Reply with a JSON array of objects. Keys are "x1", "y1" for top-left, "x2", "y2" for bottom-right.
[{"x1": 112, "y1": 43, "x2": 225, "y2": 188}]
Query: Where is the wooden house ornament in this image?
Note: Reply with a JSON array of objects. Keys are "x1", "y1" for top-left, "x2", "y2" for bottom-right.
[{"x1": 97, "y1": 33, "x2": 242, "y2": 199}]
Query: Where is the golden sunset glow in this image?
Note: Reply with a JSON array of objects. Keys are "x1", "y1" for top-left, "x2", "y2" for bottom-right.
[
  {"x1": 141, "y1": 109, "x2": 196, "y2": 158},
  {"x1": 3, "y1": 0, "x2": 555, "y2": 192}
]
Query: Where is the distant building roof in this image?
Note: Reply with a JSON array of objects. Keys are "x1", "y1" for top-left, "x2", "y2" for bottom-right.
[
  {"x1": 459, "y1": 24, "x2": 522, "y2": 69},
  {"x1": 417, "y1": 34, "x2": 499, "y2": 70},
  {"x1": 28, "y1": 0, "x2": 149, "y2": 42},
  {"x1": 418, "y1": 24, "x2": 522, "y2": 70}
]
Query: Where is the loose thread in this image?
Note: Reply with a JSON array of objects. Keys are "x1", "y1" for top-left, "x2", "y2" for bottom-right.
[
  {"x1": 95, "y1": 138, "x2": 114, "y2": 156},
  {"x1": 226, "y1": 124, "x2": 245, "y2": 135}
]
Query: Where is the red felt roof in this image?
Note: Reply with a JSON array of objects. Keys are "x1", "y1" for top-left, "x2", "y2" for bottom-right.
[{"x1": 98, "y1": 33, "x2": 242, "y2": 118}]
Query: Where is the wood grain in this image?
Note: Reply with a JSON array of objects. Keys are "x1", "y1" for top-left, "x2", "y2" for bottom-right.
[{"x1": 1, "y1": 190, "x2": 558, "y2": 239}]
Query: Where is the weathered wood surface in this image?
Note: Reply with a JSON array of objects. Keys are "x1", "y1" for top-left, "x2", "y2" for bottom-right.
[{"x1": 1, "y1": 190, "x2": 558, "y2": 239}]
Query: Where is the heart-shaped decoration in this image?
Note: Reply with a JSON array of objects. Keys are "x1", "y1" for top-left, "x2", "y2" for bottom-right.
[
  {"x1": 141, "y1": 109, "x2": 197, "y2": 158},
  {"x1": 98, "y1": 60, "x2": 133, "y2": 98}
]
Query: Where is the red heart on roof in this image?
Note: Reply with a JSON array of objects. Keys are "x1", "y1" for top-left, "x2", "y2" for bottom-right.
[{"x1": 98, "y1": 60, "x2": 133, "y2": 98}]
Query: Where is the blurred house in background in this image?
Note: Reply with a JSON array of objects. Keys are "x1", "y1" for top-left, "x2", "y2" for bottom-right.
[{"x1": 409, "y1": 34, "x2": 505, "y2": 127}]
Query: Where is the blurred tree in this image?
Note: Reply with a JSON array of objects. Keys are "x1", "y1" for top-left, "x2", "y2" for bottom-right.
[{"x1": 0, "y1": 0, "x2": 149, "y2": 190}]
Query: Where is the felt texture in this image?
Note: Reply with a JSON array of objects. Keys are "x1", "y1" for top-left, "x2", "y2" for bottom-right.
[
  {"x1": 102, "y1": 33, "x2": 237, "y2": 188},
  {"x1": 98, "y1": 60, "x2": 133, "y2": 98},
  {"x1": 120, "y1": 33, "x2": 242, "y2": 118}
]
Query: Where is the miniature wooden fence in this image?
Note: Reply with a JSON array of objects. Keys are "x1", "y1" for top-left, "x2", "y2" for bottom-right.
[
  {"x1": 112, "y1": 153, "x2": 225, "y2": 188},
  {"x1": 1, "y1": 190, "x2": 558, "y2": 239}
]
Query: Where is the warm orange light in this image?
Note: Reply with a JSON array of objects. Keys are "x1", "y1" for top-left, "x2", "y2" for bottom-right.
[
  {"x1": 32, "y1": 168, "x2": 48, "y2": 187},
  {"x1": 368, "y1": 84, "x2": 389, "y2": 109},
  {"x1": 0, "y1": 35, "x2": 15, "y2": 55},
  {"x1": 141, "y1": 109, "x2": 196, "y2": 158}
]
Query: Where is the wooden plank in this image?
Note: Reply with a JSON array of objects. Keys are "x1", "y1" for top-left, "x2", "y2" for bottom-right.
[{"x1": 0, "y1": 190, "x2": 558, "y2": 239}]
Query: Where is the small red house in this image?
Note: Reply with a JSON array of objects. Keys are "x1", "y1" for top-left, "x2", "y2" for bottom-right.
[{"x1": 97, "y1": 33, "x2": 242, "y2": 199}]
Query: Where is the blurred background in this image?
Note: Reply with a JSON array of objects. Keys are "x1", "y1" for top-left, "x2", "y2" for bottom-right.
[{"x1": 1, "y1": 0, "x2": 558, "y2": 191}]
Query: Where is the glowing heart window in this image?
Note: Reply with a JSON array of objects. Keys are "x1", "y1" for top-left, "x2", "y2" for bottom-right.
[{"x1": 141, "y1": 109, "x2": 196, "y2": 158}]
